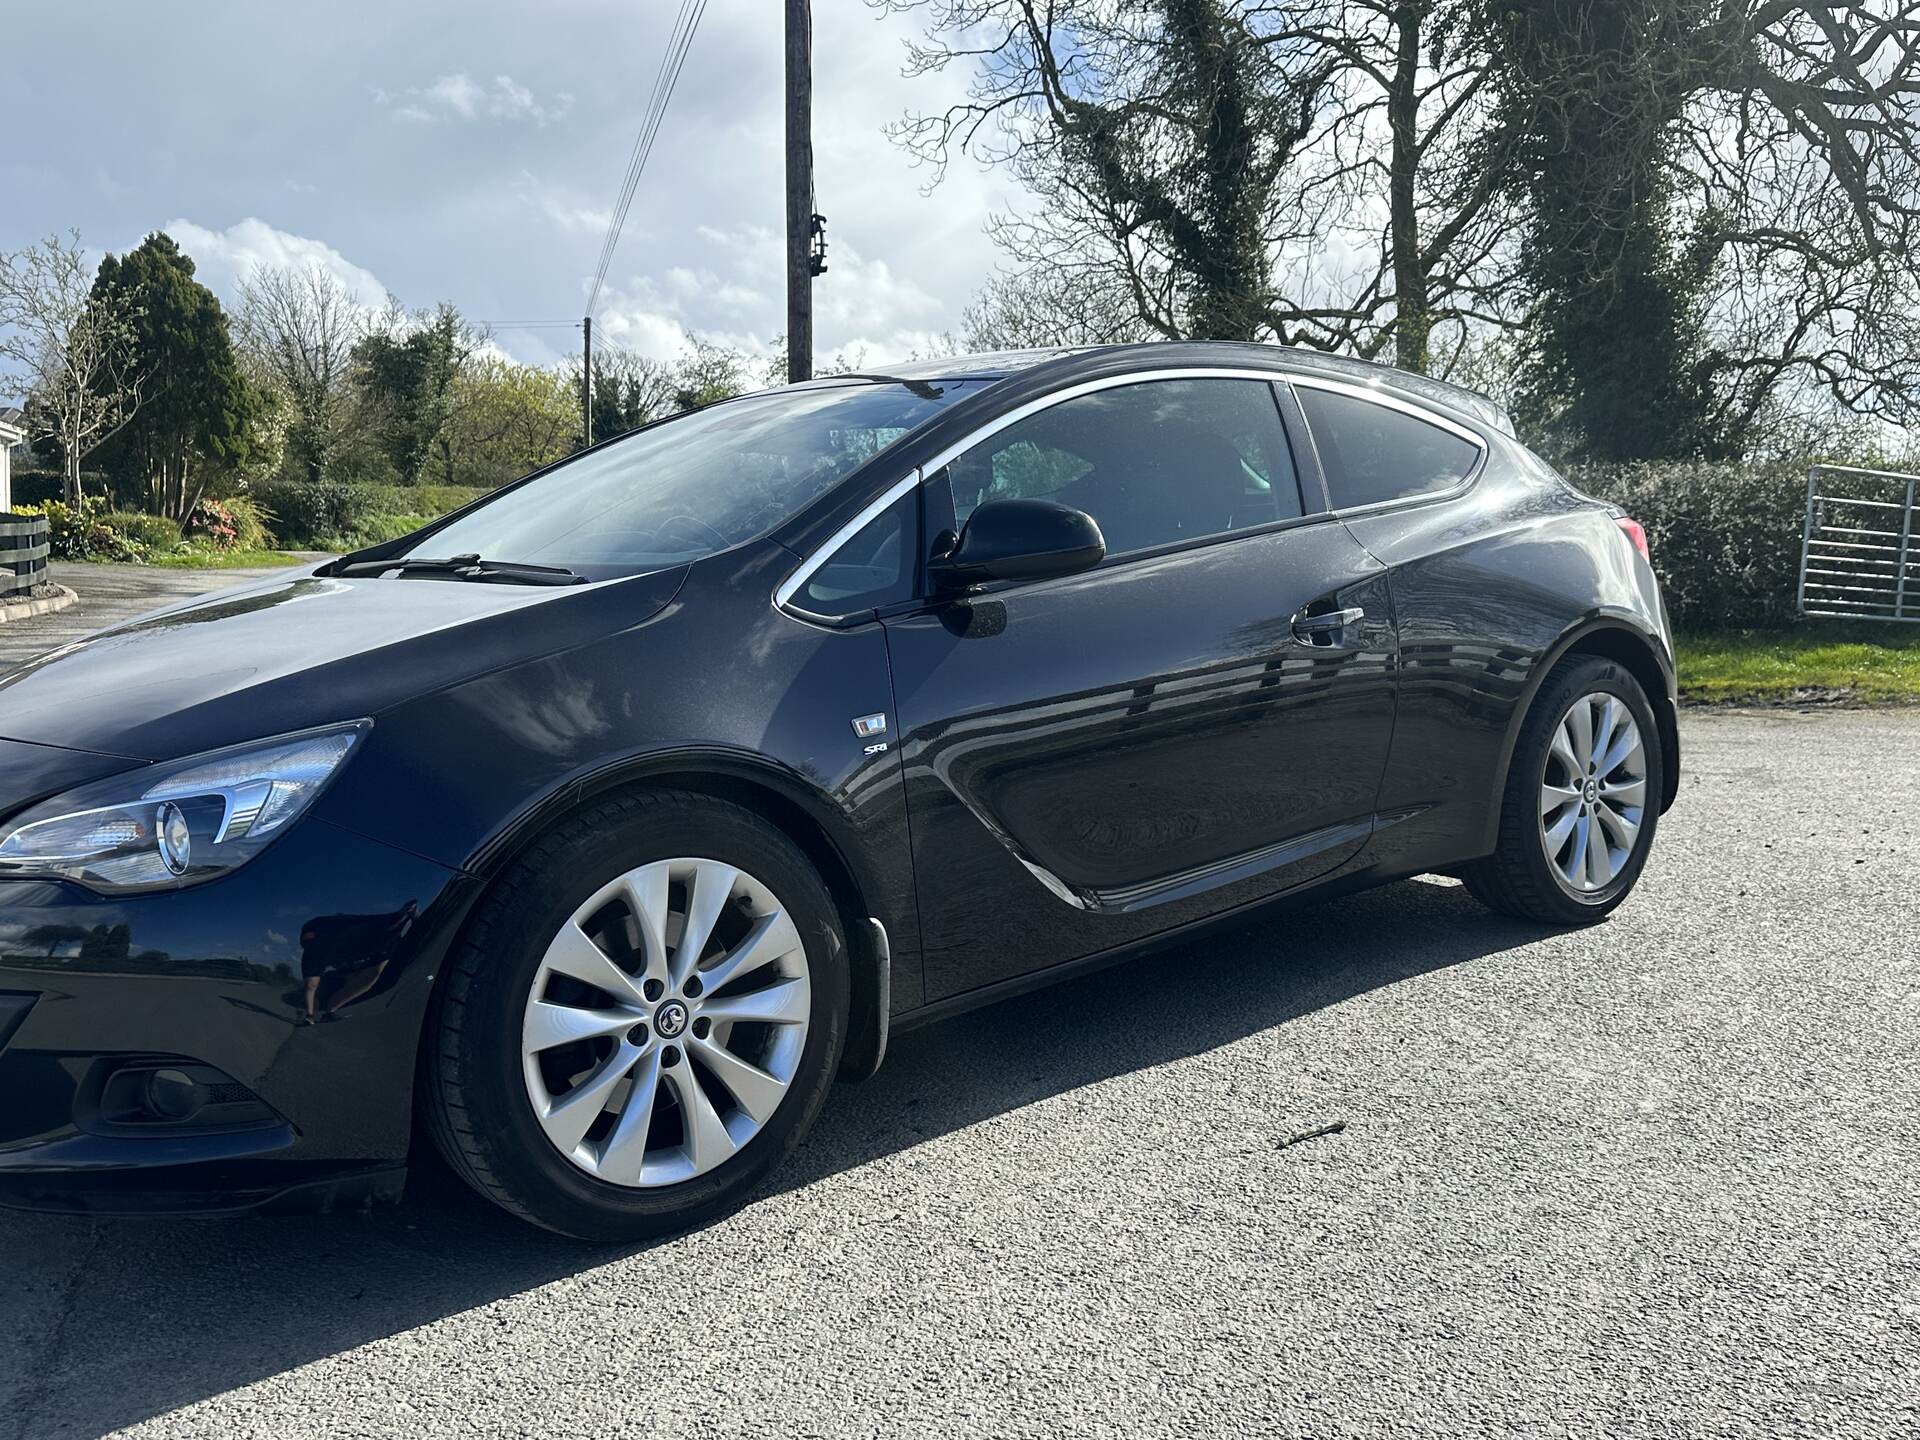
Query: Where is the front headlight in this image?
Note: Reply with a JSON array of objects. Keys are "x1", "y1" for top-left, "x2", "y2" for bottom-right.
[{"x1": 0, "y1": 721, "x2": 369, "y2": 894}]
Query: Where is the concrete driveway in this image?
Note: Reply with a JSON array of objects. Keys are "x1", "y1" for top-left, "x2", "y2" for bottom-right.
[{"x1": 0, "y1": 706, "x2": 1914, "y2": 1439}]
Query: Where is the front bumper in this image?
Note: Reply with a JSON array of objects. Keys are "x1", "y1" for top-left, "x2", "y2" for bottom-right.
[{"x1": 0, "y1": 816, "x2": 474, "y2": 1215}]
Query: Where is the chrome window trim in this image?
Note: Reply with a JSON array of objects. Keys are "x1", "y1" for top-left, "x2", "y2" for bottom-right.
[
  {"x1": 1284, "y1": 372, "x2": 1490, "y2": 517},
  {"x1": 773, "y1": 364, "x2": 1490, "y2": 618},
  {"x1": 774, "y1": 469, "x2": 921, "y2": 616},
  {"x1": 906, "y1": 366, "x2": 1299, "y2": 483}
]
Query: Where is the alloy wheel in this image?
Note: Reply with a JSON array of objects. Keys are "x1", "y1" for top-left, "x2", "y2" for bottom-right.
[
  {"x1": 519, "y1": 857, "x2": 811, "y2": 1187},
  {"x1": 1539, "y1": 691, "x2": 1647, "y2": 896}
]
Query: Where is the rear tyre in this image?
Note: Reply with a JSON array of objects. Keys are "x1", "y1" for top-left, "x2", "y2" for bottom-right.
[
  {"x1": 424, "y1": 791, "x2": 847, "y2": 1241},
  {"x1": 1463, "y1": 654, "x2": 1662, "y2": 926}
]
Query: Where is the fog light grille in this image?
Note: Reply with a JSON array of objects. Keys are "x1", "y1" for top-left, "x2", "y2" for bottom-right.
[{"x1": 78, "y1": 1059, "x2": 279, "y2": 1136}]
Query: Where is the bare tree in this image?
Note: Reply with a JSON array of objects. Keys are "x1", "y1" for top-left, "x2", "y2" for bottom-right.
[
  {"x1": 1482, "y1": 0, "x2": 1920, "y2": 457},
  {"x1": 1266, "y1": 0, "x2": 1525, "y2": 373},
  {"x1": 0, "y1": 232, "x2": 145, "y2": 503},
  {"x1": 235, "y1": 265, "x2": 366, "y2": 484},
  {"x1": 1689, "y1": 1, "x2": 1920, "y2": 441},
  {"x1": 884, "y1": 0, "x2": 1521, "y2": 370},
  {"x1": 960, "y1": 265, "x2": 1159, "y2": 349},
  {"x1": 885, "y1": 0, "x2": 1343, "y2": 342}
]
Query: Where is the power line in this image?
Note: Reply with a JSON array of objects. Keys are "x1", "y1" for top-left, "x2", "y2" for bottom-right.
[
  {"x1": 586, "y1": 0, "x2": 708, "y2": 318},
  {"x1": 594, "y1": 0, "x2": 705, "y2": 309}
]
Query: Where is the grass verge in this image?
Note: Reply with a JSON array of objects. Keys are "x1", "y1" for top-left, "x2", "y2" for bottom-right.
[
  {"x1": 140, "y1": 547, "x2": 307, "y2": 570},
  {"x1": 65, "y1": 547, "x2": 307, "y2": 570},
  {"x1": 1677, "y1": 624, "x2": 1920, "y2": 705}
]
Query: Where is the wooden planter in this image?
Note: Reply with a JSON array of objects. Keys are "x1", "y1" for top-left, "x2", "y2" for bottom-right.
[{"x1": 0, "y1": 514, "x2": 50, "y2": 597}]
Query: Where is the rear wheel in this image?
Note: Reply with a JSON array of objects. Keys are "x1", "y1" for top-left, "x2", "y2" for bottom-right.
[
  {"x1": 424, "y1": 791, "x2": 846, "y2": 1241},
  {"x1": 1463, "y1": 654, "x2": 1662, "y2": 925}
]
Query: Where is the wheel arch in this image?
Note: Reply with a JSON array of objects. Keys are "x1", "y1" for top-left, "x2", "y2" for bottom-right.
[
  {"x1": 431, "y1": 748, "x2": 896, "y2": 1094},
  {"x1": 1482, "y1": 616, "x2": 1680, "y2": 853}
]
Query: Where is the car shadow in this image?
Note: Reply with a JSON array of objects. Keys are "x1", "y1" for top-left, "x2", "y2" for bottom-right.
[{"x1": 1, "y1": 878, "x2": 1552, "y2": 1439}]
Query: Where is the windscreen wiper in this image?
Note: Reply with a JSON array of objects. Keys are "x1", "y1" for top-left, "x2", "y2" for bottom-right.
[{"x1": 335, "y1": 553, "x2": 586, "y2": 585}]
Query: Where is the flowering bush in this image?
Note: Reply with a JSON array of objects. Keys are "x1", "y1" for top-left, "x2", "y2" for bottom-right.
[
  {"x1": 185, "y1": 498, "x2": 239, "y2": 550},
  {"x1": 15, "y1": 498, "x2": 147, "y2": 563}
]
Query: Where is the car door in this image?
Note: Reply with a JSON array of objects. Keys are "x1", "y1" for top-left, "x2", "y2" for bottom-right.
[{"x1": 876, "y1": 374, "x2": 1399, "y2": 1002}]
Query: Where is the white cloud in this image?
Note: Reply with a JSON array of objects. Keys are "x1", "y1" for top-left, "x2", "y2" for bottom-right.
[
  {"x1": 600, "y1": 223, "x2": 946, "y2": 367},
  {"x1": 816, "y1": 243, "x2": 943, "y2": 334},
  {"x1": 4, "y1": 0, "x2": 1027, "y2": 373},
  {"x1": 513, "y1": 172, "x2": 612, "y2": 234},
  {"x1": 591, "y1": 287, "x2": 693, "y2": 363},
  {"x1": 161, "y1": 217, "x2": 389, "y2": 309},
  {"x1": 392, "y1": 72, "x2": 572, "y2": 126},
  {"x1": 665, "y1": 267, "x2": 763, "y2": 310}
]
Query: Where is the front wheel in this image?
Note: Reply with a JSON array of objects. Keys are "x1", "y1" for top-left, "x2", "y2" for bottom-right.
[
  {"x1": 1463, "y1": 654, "x2": 1663, "y2": 925},
  {"x1": 423, "y1": 791, "x2": 847, "y2": 1241}
]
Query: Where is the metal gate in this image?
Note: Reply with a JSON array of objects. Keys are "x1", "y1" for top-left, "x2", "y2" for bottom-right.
[{"x1": 1798, "y1": 464, "x2": 1919, "y2": 622}]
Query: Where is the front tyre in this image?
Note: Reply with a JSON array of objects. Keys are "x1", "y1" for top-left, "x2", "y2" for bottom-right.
[
  {"x1": 1463, "y1": 654, "x2": 1663, "y2": 926},
  {"x1": 424, "y1": 791, "x2": 847, "y2": 1241}
]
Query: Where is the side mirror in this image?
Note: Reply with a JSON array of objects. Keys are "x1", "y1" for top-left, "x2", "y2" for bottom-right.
[{"x1": 928, "y1": 498, "x2": 1106, "y2": 592}]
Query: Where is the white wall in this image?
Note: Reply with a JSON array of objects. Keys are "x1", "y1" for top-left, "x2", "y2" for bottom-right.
[{"x1": 0, "y1": 432, "x2": 16, "y2": 513}]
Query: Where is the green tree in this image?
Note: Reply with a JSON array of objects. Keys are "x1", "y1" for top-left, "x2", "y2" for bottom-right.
[
  {"x1": 354, "y1": 303, "x2": 479, "y2": 484},
  {"x1": 441, "y1": 357, "x2": 578, "y2": 487},
  {"x1": 585, "y1": 346, "x2": 675, "y2": 442},
  {"x1": 1484, "y1": 0, "x2": 1724, "y2": 460},
  {"x1": 1481, "y1": 1, "x2": 1920, "y2": 459},
  {"x1": 669, "y1": 337, "x2": 749, "y2": 411},
  {"x1": 91, "y1": 232, "x2": 258, "y2": 518}
]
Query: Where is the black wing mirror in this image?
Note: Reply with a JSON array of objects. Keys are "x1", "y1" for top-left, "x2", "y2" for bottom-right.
[{"x1": 928, "y1": 498, "x2": 1106, "y2": 593}]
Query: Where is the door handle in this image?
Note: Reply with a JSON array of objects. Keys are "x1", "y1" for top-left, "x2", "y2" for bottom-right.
[{"x1": 1291, "y1": 606, "x2": 1365, "y2": 643}]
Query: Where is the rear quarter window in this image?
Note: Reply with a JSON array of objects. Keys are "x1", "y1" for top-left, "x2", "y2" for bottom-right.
[{"x1": 1296, "y1": 386, "x2": 1483, "y2": 510}]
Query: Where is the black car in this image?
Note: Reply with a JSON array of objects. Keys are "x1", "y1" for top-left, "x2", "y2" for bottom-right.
[{"x1": 0, "y1": 342, "x2": 1677, "y2": 1240}]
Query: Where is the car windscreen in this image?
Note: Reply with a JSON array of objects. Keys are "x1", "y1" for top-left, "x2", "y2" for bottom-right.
[{"x1": 406, "y1": 380, "x2": 983, "y2": 576}]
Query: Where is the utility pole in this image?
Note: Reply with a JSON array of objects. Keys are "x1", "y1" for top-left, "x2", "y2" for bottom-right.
[
  {"x1": 580, "y1": 314, "x2": 593, "y2": 448},
  {"x1": 785, "y1": 0, "x2": 813, "y2": 384}
]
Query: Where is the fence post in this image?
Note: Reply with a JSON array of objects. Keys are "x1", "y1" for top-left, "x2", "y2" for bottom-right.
[
  {"x1": 1897, "y1": 477, "x2": 1917, "y2": 622},
  {"x1": 1797, "y1": 466, "x2": 1818, "y2": 618}
]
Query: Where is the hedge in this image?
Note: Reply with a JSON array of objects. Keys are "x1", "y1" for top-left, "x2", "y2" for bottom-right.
[
  {"x1": 251, "y1": 477, "x2": 372, "y2": 547},
  {"x1": 360, "y1": 484, "x2": 487, "y2": 517},
  {"x1": 1566, "y1": 461, "x2": 1808, "y2": 632}
]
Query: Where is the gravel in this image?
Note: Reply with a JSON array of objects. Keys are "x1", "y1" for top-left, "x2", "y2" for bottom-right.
[{"x1": 1, "y1": 707, "x2": 1914, "y2": 1439}]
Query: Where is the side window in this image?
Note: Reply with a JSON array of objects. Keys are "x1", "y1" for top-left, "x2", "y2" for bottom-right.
[
  {"x1": 1295, "y1": 386, "x2": 1482, "y2": 509},
  {"x1": 796, "y1": 487, "x2": 918, "y2": 617},
  {"x1": 949, "y1": 379, "x2": 1304, "y2": 557}
]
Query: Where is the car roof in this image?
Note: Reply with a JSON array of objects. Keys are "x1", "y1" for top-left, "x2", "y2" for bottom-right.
[{"x1": 859, "y1": 341, "x2": 1513, "y2": 435}]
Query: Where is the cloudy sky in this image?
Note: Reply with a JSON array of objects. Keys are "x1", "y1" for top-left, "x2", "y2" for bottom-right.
[{"x1": 0, "y1": 0, "x2": 1019, "y2": 377}]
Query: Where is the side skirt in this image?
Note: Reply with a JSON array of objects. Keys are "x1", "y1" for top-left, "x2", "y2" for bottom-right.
[{"x1": 890, "y1": 821, "x2": 1449, "y2": 1039}]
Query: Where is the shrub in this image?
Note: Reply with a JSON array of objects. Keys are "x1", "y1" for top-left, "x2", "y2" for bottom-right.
[
  {"x1": 1566, "y1": 461, "x2": 1808, "y2": 631},
  {"x1": 8, "y1": 472, "x2": 118, "y2": 508},
  {"x1": 253, "y1": 476, "x2": 371, "y2": 547},
  {"x1": 361, "y1": 484, "x2": 487, "y2": 518},
  {"x1": 183, "y1": 498, "x2": 241, "y2": 550},
  {"x1": 348, "y1": 513, "x2": 432, "y2": 547},
  {"x1": 219, "y1": 493, "x2": 275, "y2": 551},
  {"x1": 100, "y1": 511, "x2": 185, "y2": 551},
  {"x1": 16, "y1": 498, "x2": 147, "y2": 562}
]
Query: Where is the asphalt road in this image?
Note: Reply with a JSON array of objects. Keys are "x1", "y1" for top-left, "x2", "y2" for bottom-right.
[{"x1": 2, "y1": 707, "x2": 1916, "y2": 1439}]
